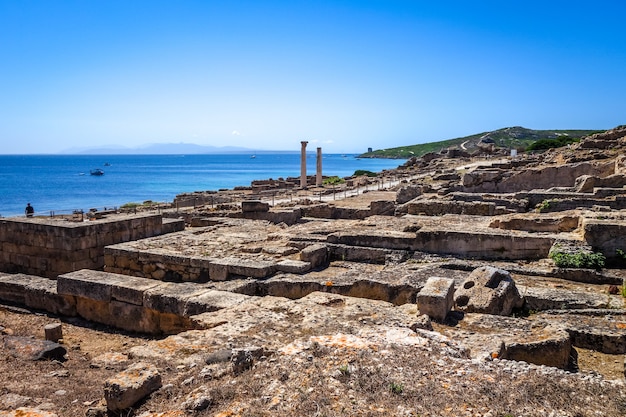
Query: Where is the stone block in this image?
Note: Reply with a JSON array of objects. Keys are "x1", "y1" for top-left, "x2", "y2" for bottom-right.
[
  {"x1": 44, "y1": 323, "x2": 63, "y2": 342},
  {"x1": 276, "y1": 259, "x2": 311, "y2": 274},
  {"x1": 209, "y1": 257, "x2": 276, "y2": 281},
  {"x1": 369, "y1": 200, "x2": 396, "y2": 215},
  {"x1": 0, "y1": 274, "x2": 77, "y2": 316},
  {"x1": 241, "y1": 200, "x2": 270, "y2": 213},
  {"x1": 76, "y1": 297, "x2": 113, "y2": 325},
  {"x1": 57, "y1": 270, "x2": 115, "y2": 302},
  {"x1": 454, "y1": 266, "x2": 524, "y2": 316},
  {"x1": 417, "y1": 277, "x2": 455, "y2": 322},
  {"x1": 109, "y1": 300, "x2": 160, "y2": 334},
  {"x1": 143, "y1": 282, "x2": 210, "y2": 316},
  {"x1": 104, "y1": 362, "x2": 162, "y2": 411},
  {"x1": 300, "y1": 244, "x2": 328, "y2": 268}
]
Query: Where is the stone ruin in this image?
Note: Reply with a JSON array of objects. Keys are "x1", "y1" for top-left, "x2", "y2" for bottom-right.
[{"x1": 1, "y1": 125, "x2": 626, "y2": 414}]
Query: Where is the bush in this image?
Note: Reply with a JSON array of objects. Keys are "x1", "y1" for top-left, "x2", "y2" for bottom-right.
[
  {"x1": 526, "y1": 137, "x2": 580, "y2": 151},
  {"x1": 323, "y1": 176, "x2": 345, "y2": 185},
  {"x1": 549, "y1": 251, "x2": 605, "y2": 270},
  {"x1": 353, "y1": 170, "x2": 377, "y2": 177}
]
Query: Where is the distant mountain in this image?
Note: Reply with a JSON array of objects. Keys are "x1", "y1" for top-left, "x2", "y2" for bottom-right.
[
  {"x1": 60, "y1": 142, "x2": 252, "y2": 155},
  {"x1": 358, "y1": 127, "x2": 603, "y2": 159}
]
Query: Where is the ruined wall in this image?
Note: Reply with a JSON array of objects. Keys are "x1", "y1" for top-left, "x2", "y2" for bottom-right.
[
  {"x1": 462, "y1": 161, "x2": 615, "y2": 193},
  {"x1": 0, "y1": 214, "x2": 182, "y2": 278},
  {"x1": 328, "y1": 230, "x2": 554, "y2": 260}
]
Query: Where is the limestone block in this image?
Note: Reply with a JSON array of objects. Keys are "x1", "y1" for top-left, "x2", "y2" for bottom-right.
[
  {"x1": 57, "y1": 270, "x2": 114, "y2": 302},
  {"x1": 417, "y1": 277, "x2": 455, "y2": 322},
  {"x1": 0, "y1": 274, "x2": 28, "y2": 304},
  {"x1": 104, "y1": 362, "x2": 162, "y2": 411},
  {"x1": 454, "y1": 266, "x2": 524, "y2": 316},
  {"x1": 241, "y1": 200, "x2": 270, "y2": 213},
  {"x1": 143, "y1": 282, "x2": 210, "y2": 316},
  {"x1": 396, "y1": 185, "x2": 422, "y2": 204},
  {"x1": 583, "y1": 218, "x2": 626, "y2": 259},
  {"x1": 209, "y1": 257, "x2": 276, "y2": 281},
  {"x1": 370, "y1": 200, "x2": 396, "y2": 216},
  {"x1": 158, "y1": 312, "x2": 196, "y2": 335},
  {"x1": 300, "y1": 244, "x2": 328, "y2": 268},
  {"x1": 0, "y1": 274, "x2": 77, "y2": 316},
  {"x1": 208, "y1": 260, "x2": 230, "y2": 281},
  {"x1": 276, "y1": 259, "x2": 311, "y2": 274},
  {"x1": 76, "y1": 297, "x2": 113, "y2": 325},
  {"x1": 109, "y1": 300, "x2": 160, "y2": 334}
]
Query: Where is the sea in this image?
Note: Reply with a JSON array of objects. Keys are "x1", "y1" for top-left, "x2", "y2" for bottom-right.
[{"x1": 0, "y1": 153, "x2": 406, "y2": 218}]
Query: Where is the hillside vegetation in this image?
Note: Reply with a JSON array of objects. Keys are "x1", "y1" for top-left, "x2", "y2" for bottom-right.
[{"x1": 358, "y1": 127, "x2": 602, "y2": 158}]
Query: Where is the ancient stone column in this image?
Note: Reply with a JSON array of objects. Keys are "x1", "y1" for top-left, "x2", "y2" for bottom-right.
[
  {"x1": 300, "y1": 141, "x2": 308, "y2": 188},
  {"x1": 316, "y1": 147, "x2": 323, "y2": 186}
]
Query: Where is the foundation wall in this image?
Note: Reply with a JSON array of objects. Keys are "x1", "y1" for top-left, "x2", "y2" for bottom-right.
[{"x1": 0, "y1": 214, "x2": 182, "y2": 278}]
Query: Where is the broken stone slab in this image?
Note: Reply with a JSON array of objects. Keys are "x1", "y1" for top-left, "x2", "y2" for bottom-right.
[
  {"x1": 2, "y1": 335, "x2": 67, "y2": 361},
  {"x1": 536, "y1": 310, "x2": 626, "y2": 354},
  {"x1": 439, "y1": 313, "x2": 572, "y2": 369},
  {"x1": 0, "y1": 274, "x2": 76, "y2": 316},
  {"x1": 574, "y1": 173, "x2": 626, "y2": 193},
  {"x1": 520, "y1": 286, "x2": 624, "y2": 311},
  {"x1": 490, "y1": 213, "x2": 580, "y2": 233},
  {"x1": 104, "y1": 362, "x2": 162, "y2": 411},
  {"x1": 454, "y1": 266, "x2": 524, "y2": 316},
  {"x1": 417, "y1": 277, "x2": 455, "y2": 322}
]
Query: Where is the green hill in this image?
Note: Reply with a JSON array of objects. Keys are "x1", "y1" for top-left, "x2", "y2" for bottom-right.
[{"x1": 358, "y1": 127, "x2": 603, "y2": 159}]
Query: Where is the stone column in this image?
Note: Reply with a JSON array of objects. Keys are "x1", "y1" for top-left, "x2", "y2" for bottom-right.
[
  {"x1": 300, "y1": 141, "x2": 308, "y2": 188},
  {"x1": 316, "y1": 147, "x2": 323, "y2": 186}
]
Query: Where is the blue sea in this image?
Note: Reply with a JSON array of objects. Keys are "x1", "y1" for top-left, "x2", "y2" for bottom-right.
[{"x1": 0, "y1": 153, "x2": 405, "y2": 217}]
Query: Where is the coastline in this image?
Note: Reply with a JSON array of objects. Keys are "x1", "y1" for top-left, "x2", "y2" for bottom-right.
[{"x1": 0, "y1": 154, "x2": 406, "y2": 218}]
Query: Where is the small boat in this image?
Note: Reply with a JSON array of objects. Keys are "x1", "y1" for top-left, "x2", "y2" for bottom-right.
[
  {"x1": 250, "y1": 154, "x2": 256, "y2": 159},
  {"x1": 90, "y1": 169, "x2": 104, "y2": 176},
  {"x1": 104, "y1": 162, "x2": 111, "y2": 166}
]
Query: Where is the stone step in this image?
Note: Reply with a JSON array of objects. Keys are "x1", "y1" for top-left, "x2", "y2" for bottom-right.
[
  {"x1": 328, "y1": 230, "x2": 554, "y2": 260},
  {"x1": 0, "y1": 273, "x2": 75, "y2": 316}
]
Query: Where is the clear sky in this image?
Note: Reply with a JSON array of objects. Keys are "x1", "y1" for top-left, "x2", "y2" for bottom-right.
[{"x1": 1, "y1": 0, "x2": 624, "y2": 154}]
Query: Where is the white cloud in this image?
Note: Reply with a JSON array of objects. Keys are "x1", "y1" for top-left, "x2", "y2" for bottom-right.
[{"x1": 231, "y1": 130, "x2": 241, "y2": 136}]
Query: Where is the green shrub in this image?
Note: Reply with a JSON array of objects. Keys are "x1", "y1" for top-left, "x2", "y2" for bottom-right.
[
  {"x1": 389, "y1": 382, "x2": 404, "y2": 395},
  {"x1": 526, "y1": 136, "x2": 580, "y2": 151},
  {"x1": 323, "y1": 176, "x2": 345, "y2": 185},
  {"x1": 549, "y1": 251, "x2": 605, "y2": 270},
  {"x1": 353, "y1": 169, "x2": 377, "y2": 177},
  {"x1": 537, "y1": 199, "x2": 552, "y2": 211}
]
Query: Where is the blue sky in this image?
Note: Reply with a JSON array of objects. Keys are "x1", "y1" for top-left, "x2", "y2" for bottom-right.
[{"x1": 1, "y1": 0, "x2": 624, "y2": 154}]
